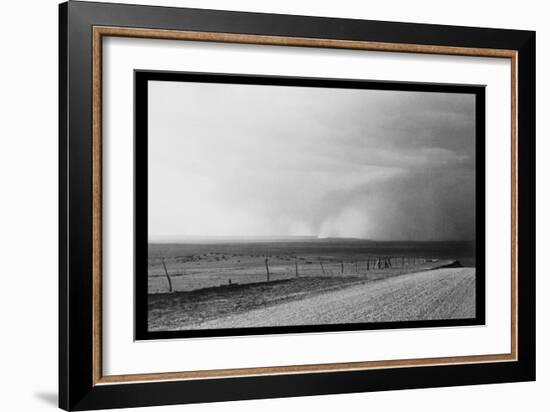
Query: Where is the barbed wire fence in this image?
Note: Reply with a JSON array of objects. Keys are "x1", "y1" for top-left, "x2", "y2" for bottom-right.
[{"x1": 150, "y1": 254, "x2": 435, "y2": 293}]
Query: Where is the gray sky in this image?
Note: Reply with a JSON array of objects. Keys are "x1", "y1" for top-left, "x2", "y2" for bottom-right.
[{"x1": 148, "y1": 80, "x2": 476, "y2": 241}]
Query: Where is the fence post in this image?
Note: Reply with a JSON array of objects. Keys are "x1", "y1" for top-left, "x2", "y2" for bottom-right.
[
  {"x1": 161, "y1": 257, "x2": 173, "y2": 293},
  {"x1": 265, "y1": 255, "x2": 270, "y2": 282}
]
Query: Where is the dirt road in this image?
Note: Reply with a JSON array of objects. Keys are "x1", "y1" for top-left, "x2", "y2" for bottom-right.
[{"x1": 190, "y1": 268, "x2": 475, "y2": 329}]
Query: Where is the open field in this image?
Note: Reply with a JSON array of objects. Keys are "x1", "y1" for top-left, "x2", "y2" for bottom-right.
[
  {"x1": 148, "y1": 239, "x2": 475, "y2": 293},
  {"x1": 149, "y1": 267, "x2": 475, "y2": 331},
  {"x1": 147, "y1": 239, "x2": 476, "y2": 331}
]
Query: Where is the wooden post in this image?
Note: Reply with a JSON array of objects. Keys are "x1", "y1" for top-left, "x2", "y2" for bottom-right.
[
  {"x1": 161, "y1": 258, "x2": 173, "y2": 293},
  {"x1": 265, "y1": 256, "x2": 270, "y2": 282},
  {"x1": 355, "y1": 261, "x2": 358, "y2": 273},
  {"x1": 366, "y1": 258, "x2": 370, "y2": 271},
  {"x1": 295, "y1": 258, "x2": 299, "y2": 278},
  {"x1": 320, "y1": 260, "x2": 326, "y2": 275},
  {"x1": 341, "y1": 261, "x2": 344, "y2": 274}
]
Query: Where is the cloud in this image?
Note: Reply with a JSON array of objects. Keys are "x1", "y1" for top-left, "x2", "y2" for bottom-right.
[
  {"x1": 315, "y1": 169, "x2": 475, "y2": 241},
  {"x1": 147, "y1": 80, "x2": 477, "y2": 241}
]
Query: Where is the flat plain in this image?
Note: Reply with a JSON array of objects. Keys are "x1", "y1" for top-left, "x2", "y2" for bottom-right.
[{"x1": 147, "y1": 239, "x2": 476, "y2": 331}]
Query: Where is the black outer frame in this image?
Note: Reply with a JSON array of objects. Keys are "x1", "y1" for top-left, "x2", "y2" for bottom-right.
[
  {"x1": 134, "y1": 70, "x2": 487, "y2": 341},
  {"x1": 59, "y1": 1, "x2": 535, "y2": 411}
]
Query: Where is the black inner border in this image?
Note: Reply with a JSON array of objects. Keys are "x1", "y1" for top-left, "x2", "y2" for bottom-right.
[{"x1": 134, "y1": 70, "x2": 486, "y2": 341}]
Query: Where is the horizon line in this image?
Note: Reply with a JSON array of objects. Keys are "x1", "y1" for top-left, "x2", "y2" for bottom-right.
[{"x1": 148, "y1": 235, "x2": 475, "y2": 243}]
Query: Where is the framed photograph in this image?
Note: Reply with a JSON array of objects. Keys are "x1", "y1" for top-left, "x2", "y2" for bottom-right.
[{"x1": 59, "y1": 1, "x2": 536, "y2": 410}]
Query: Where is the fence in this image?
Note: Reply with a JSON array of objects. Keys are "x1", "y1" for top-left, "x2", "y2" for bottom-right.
[{"x1": 151, "y1": 255, "x2": 436, "y2": 293}]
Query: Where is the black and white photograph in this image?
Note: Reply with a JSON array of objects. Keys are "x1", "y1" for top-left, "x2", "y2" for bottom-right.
[
  {"x1": 50, "y1": 1, "x2": 537, "y2": 410},
  {"x1": 135, "y1": 72, "x2": 485, "y2": 339}
]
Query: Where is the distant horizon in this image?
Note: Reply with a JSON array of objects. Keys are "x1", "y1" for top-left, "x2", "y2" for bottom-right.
[{"x1": 148, "y1": 234, "x2": 475, "y2": 244}]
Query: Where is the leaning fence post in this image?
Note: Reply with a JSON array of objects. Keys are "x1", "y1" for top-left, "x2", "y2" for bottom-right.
[{"x1": 161, "y1": 257, "x2": 173, "y2": 293}]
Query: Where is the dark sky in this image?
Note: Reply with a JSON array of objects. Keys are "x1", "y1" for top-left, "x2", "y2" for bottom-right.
[{"x1": 148, "y1": 80, "x2": 476, "y2": 241}]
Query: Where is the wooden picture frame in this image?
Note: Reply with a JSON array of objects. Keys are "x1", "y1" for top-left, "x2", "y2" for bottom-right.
[{"x1": 59, "y1": 1, "x2": 535, "y2": 410}]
